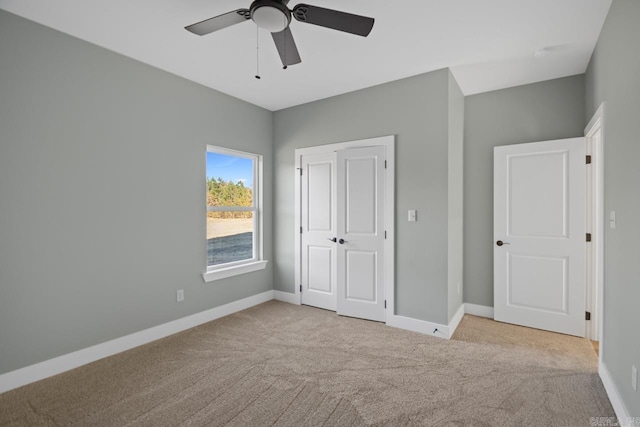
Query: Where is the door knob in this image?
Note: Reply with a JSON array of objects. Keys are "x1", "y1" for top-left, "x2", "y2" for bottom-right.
[
  {"x1": 328, "y1": 237, "x2": 337, "y2": 242},
  {"x1": 496, "y1": 240, "x2": 510, "y2": 246},
  {"x1": 339, "y1": 238, "x2": 347, "y2": 244}
]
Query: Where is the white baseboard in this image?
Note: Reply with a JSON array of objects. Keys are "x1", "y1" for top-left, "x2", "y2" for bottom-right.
[
  {"x1": 387, "y1": 303, "x2": 493, "y2": 340},
  {"x1": 599, "y1": 361, "x2": 632, "y2": 424},
  {"x1": 447, "y1": 304, "x2": 466, "y2": 337},
  {"x1": 386, "y1": 315, "x2": 451, "y2": 339},
  {"x1": 273, "y1": 290, "x2": 300, "y2": 305},
  {"x1": 0, "y1": 290, "x2": 274, "y2": 394},
  {"x1": 464, "y1": 303, "x2": 494, "y2": 319}
]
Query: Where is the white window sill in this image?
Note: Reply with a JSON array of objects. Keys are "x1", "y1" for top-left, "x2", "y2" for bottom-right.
[{"x1": 202, "y1": 260, "x2": 268, "y2": 283}]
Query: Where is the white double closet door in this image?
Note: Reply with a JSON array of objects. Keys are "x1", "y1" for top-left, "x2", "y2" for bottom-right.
[{"x1": 300, "y1": 146, "x2": 386, "y2": 322}]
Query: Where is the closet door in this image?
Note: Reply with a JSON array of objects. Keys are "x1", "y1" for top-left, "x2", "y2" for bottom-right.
[
  {"x1": 300, "y1": 152, "x2": 337, "y2": 311},
  {"x1": 336, "y1": 146, "x2": 386, "y2": 322}
]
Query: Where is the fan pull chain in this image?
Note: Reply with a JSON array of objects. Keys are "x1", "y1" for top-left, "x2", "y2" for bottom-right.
[
  {"x1": 283, "y1": 14, "x2": 288, "y2": 70},
  {"x1": 255, "y1": 26, "x2": 261, "y2": 79}
]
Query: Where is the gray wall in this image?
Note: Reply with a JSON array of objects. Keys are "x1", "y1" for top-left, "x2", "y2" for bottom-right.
[
  {"x1": 447, "y1": 71, "x2": 464, "y2": 321},
  {"x1": 463, "y1": 75, "x2": 586, "y2": 307},
  {"x1": 274, "y1": 69, "x2": 461, "y2": 325},
  {"x1": 0, "y1": 10, "x2": 273, "y2": 375},
  {"x1": 585, "y1": 0, "x2": 640, "y2": 416}
]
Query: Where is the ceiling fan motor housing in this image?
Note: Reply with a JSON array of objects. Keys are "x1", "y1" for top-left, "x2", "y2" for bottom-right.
[{"x1": 250, "y1": 0, "x2": 291, "y2": 33}]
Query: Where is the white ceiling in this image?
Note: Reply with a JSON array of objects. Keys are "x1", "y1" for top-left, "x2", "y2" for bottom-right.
[{"x1": 0, "y1": 0, "x2": 612, "y2": 111}]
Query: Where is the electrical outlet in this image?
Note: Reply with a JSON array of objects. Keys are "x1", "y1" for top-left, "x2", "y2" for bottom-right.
[
  {"x1": 633, "y1": 365, "x2": 637, "y2": 392},
  {"x1": 176, "y1": 289, "x2": 184, "y2": 302}
]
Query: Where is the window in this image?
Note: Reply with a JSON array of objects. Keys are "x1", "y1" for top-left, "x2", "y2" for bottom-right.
[{"x1": 203, "y1": 146, "x2": 267, "y2": 282}]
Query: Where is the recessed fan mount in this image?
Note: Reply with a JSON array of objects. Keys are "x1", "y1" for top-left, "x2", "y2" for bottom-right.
[{"x1": 185, "y1": 0, "x2": 374, "y2": 67}]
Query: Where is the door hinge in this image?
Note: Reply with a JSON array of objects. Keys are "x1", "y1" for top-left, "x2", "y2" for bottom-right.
[
  {"x1": 300, "y1": 284, "x2": 302, "y2": 293},
  {"x1": 586, "y1": 311, "x2": 591, "y2": 321},
  {"x1": 384, "y1": 160, "x2": 387, "y2": 169},
  {"x1": 384, "y1": 300, "x2": 387, "y2": 309},
  {"x1": 300, "y1": 226, "x2": 303, "y2": 234},
  {"x1": 586, "y1": 155, "x2": 592, "y2": 165},
  {"x1": 384, "y1": 230, "x2": 387, "y2": 239},
  {"x1": 586, "y1": 233, "x2": 592, "y2": 242}
]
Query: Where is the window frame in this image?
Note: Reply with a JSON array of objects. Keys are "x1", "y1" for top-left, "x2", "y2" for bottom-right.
[{"x1": 202, "y1": 145, "x2": 267, "y2": 282}]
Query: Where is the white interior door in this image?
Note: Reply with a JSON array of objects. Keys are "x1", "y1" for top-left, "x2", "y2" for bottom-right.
[
  {"x1": 300, "y1": 152, "x2": 337, "y2": 311},
  {"x1": 494, "y1": 138, "x2": 586, "y2": 337},
  {"x1": 336, "y1": 146, "x2": 386, "y2": 322}
]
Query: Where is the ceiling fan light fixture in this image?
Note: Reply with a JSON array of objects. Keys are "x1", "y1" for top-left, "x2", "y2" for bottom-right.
[
  {"x1": 186, "y1": 0, "x2": 375, "y2": 69},
  {"x1": 250, "y1": 0, "x2": 291, "y2": 33}
]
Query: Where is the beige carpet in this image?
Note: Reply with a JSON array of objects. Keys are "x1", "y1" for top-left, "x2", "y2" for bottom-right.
[
  {"x1": 451, "y1": 314, "x2": 599, "y2": 371},
  {"x1": 0, "y1": 301, "x2": 614, "y2": 426}
]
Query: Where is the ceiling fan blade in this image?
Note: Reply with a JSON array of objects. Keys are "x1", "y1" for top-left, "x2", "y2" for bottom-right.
[
  {"x1": 292, "y1": 4, "x2": 374, "y2": 37},
  {"x1": 272, "y1": 27, "x2": 302, "y2": 66},
  {"x1": 185, "y1": 9, "x2": 251, "y2": 36}
]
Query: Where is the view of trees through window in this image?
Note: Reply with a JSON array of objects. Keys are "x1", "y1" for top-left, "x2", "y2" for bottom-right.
[
  {"x1": 206, "y1": 150, "x2": 256, "y2": 267},
  {"x1": 206, "y1": 178, "x2": 253, "y2": 217}
]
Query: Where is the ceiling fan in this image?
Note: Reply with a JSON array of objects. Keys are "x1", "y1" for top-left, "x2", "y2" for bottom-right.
[{"x1": 185, "y1": 0, "x2": 375, "y2": 67}]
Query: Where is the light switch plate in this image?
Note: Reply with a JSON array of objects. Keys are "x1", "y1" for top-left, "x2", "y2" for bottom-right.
[
  {"x1": 408, "y1": 210, "x2": 417, "y2": 222},
  {"x1": 610, "y1": 211, "x2": 616, "y2": 229}
]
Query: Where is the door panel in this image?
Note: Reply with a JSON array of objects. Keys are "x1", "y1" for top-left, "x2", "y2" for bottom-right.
[
  {"x1": 494, "y1": 138, "x2": 586, "y2": 337},
  {"x1": 345, "y1": 250, "x2": 377, "y2": 301},
  {"x1": 308, "y1": 162, "x2": 332, "y2": 231},
  {"x1": 301, "y1": 152, "x2": 337, "y2": 311},
  {"x1": 337, "y1": 146, "x2": 385, "y2": 322},
  {"x1": 508, "y1": 254, "x2": 567, "y2": 313},
  {"x1": 508, "y1": 151, "x2": 568, "y2": 237},
  {"x1": 345, "y1": 157, "x2": 377, "y2": 234},
  {"x1": 307, "y1": 246, "x2": 332, "y2": 293}
]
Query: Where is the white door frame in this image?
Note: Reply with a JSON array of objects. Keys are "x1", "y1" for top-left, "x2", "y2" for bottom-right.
[
  {"x1": 585, "y1": 103, "x2": 605, "y2": 355},
  {"x1": 294, "y1": 135, "x2": 395, "y2": 320}
]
